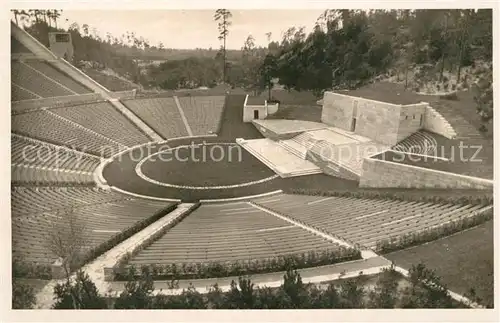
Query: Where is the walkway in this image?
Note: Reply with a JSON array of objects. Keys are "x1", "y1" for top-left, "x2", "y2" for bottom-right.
[
  {"x1": 218, "y1": 95, "x2": 263, "y2": 139},
  {"x1": 108, "y1": 256, "x2": 392, "y2": 296},
  {"x1": 108, "y1": 99, "x2": 164, "y2": 142},
  {"x1": 173, "y1": 96, "x2": 194, "y2": 136}
]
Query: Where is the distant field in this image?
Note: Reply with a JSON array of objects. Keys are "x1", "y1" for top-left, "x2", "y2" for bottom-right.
[{"x1": 384, "y1": 221, "x2": 494, "y2": 307}]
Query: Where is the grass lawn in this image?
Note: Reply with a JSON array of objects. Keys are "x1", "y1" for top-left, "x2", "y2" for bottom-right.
[
  {"x1": 384, "y1": 221, "x2": 494, "y2": 307},
  {"x1": 267, "y1": 104, "x2": 323, "y2": 122},
  {"x1": 140, "y1": 143, "x2": 276, "y2": 186}
]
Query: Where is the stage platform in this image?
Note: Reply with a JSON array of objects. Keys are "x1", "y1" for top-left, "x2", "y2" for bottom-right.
[
  {"x1": 236, "y1": 138, "x2": 322, "y2": 178},
  {"x1": 250, "y1": 119, "x2": 391, "y2": 180},
  {"x1": 252, "y1": 119, "x2": 329, "y2": 140}
]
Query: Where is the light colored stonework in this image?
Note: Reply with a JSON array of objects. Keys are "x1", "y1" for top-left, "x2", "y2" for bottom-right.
[{"x1": 360, "y1": 158, "x2": 493, "y2": 190}]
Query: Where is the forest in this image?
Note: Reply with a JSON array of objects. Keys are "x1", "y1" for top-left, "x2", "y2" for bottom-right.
[{"x1": 12, "y1": 9, "x2": 493, "y2": 127}]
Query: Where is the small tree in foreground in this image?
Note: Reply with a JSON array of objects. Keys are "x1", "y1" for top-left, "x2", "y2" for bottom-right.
[
  {"x1": 46, "y1": 208, "x2": 88, "y2": 281},
  {"x1": 368, "y1": 265, "x2": 400, "y2": 308},
  {"x1": 12, "y1": 279, "x2": 36, "y2": 309},
  {"x1": 114, "y1": 267, "x2": 154, "y2": 309},
  {"x1": 52, "y1": 271, "x2": 107, "y2": 309}
]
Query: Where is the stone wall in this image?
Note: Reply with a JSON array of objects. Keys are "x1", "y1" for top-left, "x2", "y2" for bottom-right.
[
  {"x1": 397, "y1": 103, "x2": 427, "y2": 142},
  {"x1": 321, "y1": 92, "x2": 402, "y2": 146},
  {"x1": 108, "y1": 89, "x2": 137, "y2": 100},
  {"x1": 307, "y1": 150, "x2": 360, "y2": 181},
  {"x1": 12, "y1": 93, "x2": 105, "y2": 114},
  {"x1": 423, "y1": 104, "x2": 457, "y2": 139},
  {"x1": 360, "y1": 158, "x2": 493, "y2": 190},
  {"x1": 321, "y1": 91, "x2": 354, "y2": 131},
  {"x1": 356, "y1": 99, "x2": 401, "y2": 145}
]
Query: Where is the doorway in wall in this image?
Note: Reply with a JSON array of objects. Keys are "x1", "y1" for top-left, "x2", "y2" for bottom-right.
[
  {"x1": 254, "y1": 110, "x2": 259, "y2": 119},
  {"x1": 351, "y1": 100, "x2": 358, "y2": 132},
  {"x1": 350, "y1": 117, "x2": 357, "y2": 132}
]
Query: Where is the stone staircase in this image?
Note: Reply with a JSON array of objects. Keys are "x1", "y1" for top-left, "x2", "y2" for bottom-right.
[
  {"x1": 277, "y1": 139, "x2": 308, "y2": 159},
  {"x1": 393, "y1": 131, "x2": 438, "y2": 155},
  {"x1": 431, "y1": 102, "x2": 484, "y2": 140}
]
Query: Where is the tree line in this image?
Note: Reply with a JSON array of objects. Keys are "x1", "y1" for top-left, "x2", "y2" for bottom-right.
[
  {"x1": 14, "y1": 263, "x2": 486, "y2": 309},
  {"x1": 264, "y1": 9, "x2": 492, "y2": 92},
  {"x1": 12, "y1": 9, "x2": 493, "y2": 125}
]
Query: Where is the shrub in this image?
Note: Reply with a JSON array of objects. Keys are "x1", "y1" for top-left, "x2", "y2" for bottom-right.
[
  {"x1": 478, "y1": 124, "x2": 488, "y2": 133},
  {"x1": 12, "y1": 279, "x2": 36, "y2": 309},
  {"x1": 439, "y1": 91, "x2": 458, "y2": 100},
  {"x1": 12, "y1": 259, "x2": 52, "y2": 280},
  {"x1": 284, "y1": 188, "x2": 492, "y2": 206},
  {"x1": 112, "y1": 248, "x2": 362, "y2": 281},
  {"x1": 375, "y1": 207, "x2": 493, "y2": 254}
]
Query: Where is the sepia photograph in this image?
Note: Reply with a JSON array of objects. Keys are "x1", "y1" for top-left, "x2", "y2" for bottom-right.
[{"x1": 5, "y1": 3, "x2": 496, "y2": 320}]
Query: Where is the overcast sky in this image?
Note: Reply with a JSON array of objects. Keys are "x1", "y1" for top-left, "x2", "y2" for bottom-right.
[{"x1": 55, "y1": 10, "x2": 324, "y2": 50}]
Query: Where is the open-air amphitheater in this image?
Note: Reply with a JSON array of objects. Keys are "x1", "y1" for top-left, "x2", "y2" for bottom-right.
[{"x1": 10, "y1": 22, "x2": 493, "y2": 307}]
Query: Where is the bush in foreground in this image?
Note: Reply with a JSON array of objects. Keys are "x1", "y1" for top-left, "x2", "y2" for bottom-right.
[
  {"x1": 12, "y1": 279, "x2": 36, "y2": 309},
  {"x1": 47, "y1": 263, "x2": 472, "y2": 309},
  {"x1": 113, "y1": 248, "x2": 361, "y2": 281}
]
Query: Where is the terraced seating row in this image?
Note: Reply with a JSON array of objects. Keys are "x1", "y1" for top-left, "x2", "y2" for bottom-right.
[
  {"x1": 12, "y1": 110, "x2": 124, "y2": 157},
  {"x1": 177, "y1": 96, "x2": 225, "y2": 135},
  {"x1": 252, "y1": 194, "x2": 487, "y2": 249},
  {"x1": 11, "y1": 187, "x2": 128, "y2": 217},
  {"x1": 24, "y1": 61, "x2": 91, "y2": 95},
  {"x1": 392, "y1": 131, "x2": 438, "y2": 155},
  {"x1": 123, "y1": 98, "x2": 189, "y2": 140},
  {"x1": 11, "y1": 61, "x2": 74, "y2": 98},
  {"x1": 12, "y1": 193, "x2": 171, "y2": 265},
  {"x1": 12, "y1": 83, "x2": 39, "y2": 101},
  {"x1": 50, "y1": 102, "x2": 150, "y2": 147},
  {"x1": 11, "y1": 36, "x2": 30, "y2": 53},
  {"x1": 11, "y1": 164, "x2": 94, "y2": 186},
  {"x1": 129, "y1": 202, "x2": 340, "y2": 265},
  {"x1": 11, "y1": 135, "x2": 101, "y2": 172}
]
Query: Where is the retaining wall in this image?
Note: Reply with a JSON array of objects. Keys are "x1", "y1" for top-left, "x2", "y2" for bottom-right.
[{"x1": 360, "y1": 157, "x2": 493, "y2": 190}]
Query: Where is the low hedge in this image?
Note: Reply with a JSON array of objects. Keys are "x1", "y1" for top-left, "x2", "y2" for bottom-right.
[
  {"x1": 69, "y1": 202, "x2": 180, "y2": 273},
  {"x1": 285, "y1": 188, "x2": 493, "y2": 206},
  {"x1": 376, "y1": 207, "x2": 493, "y2": 254},
  {"x1": 12, "y1": 259, "x2": 52, "y2": 280},
  {"x1": 11, "y1": 181, "x2": 96, "y2": 188},
  {"x1": 114, "y1": 202, "x2": 201, "y2": 271},
  {"x1": 113, "y1": 247, "x2": 362, "y2": 281}
]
